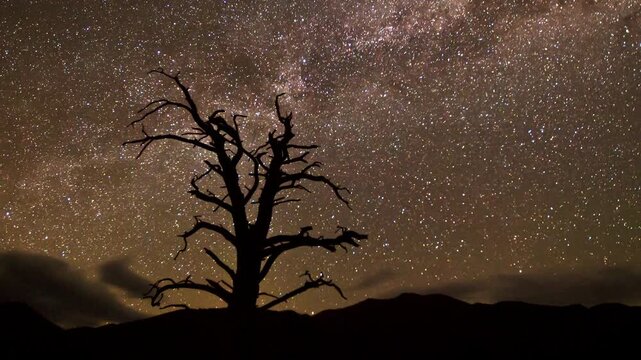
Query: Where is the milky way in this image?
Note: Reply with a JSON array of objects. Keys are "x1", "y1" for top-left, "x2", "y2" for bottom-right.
[{"x1": 1, "y1": 1, "x2": 640, "y2": 316}]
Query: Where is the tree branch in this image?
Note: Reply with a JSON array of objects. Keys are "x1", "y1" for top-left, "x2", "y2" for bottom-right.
[
  {"x1": 260, "y1": 271, "x2": 346, "y2": 310},
  {"x1": 259, "y1": 226, "x2": 366, "y2": 281},
  {"x1": 204, "y1": 160, "x2": 224, "y2": 177},
  {"x1": 127, "y1": 69, "x2": 222, "y2": 151},
  {"x1": 148, "y1": 68, "x2": 207, "y2": 130},
  {"x1": 282, "y1": 172, "x2": 351, "y2": 208},
  {"x1": 188, "y1": 177, "x2": 233, "y2": 213},
  {"x1": 174, "y1": 216, "x2": 237, "y2": 260},
  {"x1": 258, "y1": 250, "x2": 281, "y2": 282},
  {"x1": 288, "y1": 144, "x2": 319, "y2": 150},
  {"x1": 265, "y1": 226, "x2": 367, "y2": 254},
  {"x1": 129, "y1": 98, "x2": 191, "y2": 127},
  {"x1": 279, "y1": 182, "x2": 312, "y2": 194},
  {"x1": 144, "y1": 276, "x2": 232, "y2": 308},
  {"x1": 123, "y1": 128, "x2": 217, "y2": 159},
  {"x1": 273, "y1": 197, "x2": 301, "y2": 206},
  {"x1": 203, "y1": 247, "x2": 236, "y2": 280},
  {"x1": 258, "y1": 291, "x2": 279, "y2": 299},
  {"x1": 283, "y1": 151, "x2": 311, "y2": 164}
]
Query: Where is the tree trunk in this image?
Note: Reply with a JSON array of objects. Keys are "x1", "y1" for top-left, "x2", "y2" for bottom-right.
[{"x1": 231, "y1": 246, "x2": 260, "y2": 311}]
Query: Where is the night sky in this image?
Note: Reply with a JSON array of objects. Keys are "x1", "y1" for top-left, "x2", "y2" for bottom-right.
[{"x1": 1, "y1": 1, "x2": 640, "y2": 327}]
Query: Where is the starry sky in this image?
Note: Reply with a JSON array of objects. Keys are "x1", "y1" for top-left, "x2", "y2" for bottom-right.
[{"x1": 1, "y1": 0, "x2": 640, "y2": 326}]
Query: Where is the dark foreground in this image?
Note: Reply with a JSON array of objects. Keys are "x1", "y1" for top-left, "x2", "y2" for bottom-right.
[{"x1": 2, "y1": 293, "x2": 640, "y2": 358}]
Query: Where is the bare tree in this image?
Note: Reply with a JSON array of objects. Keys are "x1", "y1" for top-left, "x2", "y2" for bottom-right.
[{"x1": 125, "y1": 69, "x2": 367, "y2": 312}]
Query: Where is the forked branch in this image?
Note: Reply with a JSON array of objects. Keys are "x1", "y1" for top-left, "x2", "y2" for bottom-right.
[
  {"x1": 265, "y1": 226, "x2": 367, "y2": 254},
  {"x1": 144, "y1": 276, "x2": 232, "y2": 309},
  {"x1": 282, "y1": 172, "x2": 351, "y2": 208},
  {"x1": 188, "y1": 177, "x2": 233, "y2": 213},
  {"x1": 179, "y1": 216, "x2": 236, "y2": 247},
  {"x1": 259, "y1": 226, "x2": 367, "y2": 281},
  {"x1": 123, "y1": 127, "x2": 217, "y2": 159},
  {"x1": 260, "y1": 271, "x2": 346, "y2": 310}
]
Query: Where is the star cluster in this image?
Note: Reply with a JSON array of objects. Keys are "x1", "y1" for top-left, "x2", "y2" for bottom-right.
[{"x1": 1, "y1": 1, "x2": 640, "y2": 314}]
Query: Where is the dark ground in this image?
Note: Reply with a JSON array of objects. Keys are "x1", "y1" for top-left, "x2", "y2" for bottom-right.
[{"x1": 2, "y1": 293, "x2": 640, "y2": 358}]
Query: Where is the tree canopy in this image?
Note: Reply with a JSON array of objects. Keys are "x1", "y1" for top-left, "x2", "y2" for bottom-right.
[{"x1": 125, "y1": 69, "x2": 367, "y2": 311}]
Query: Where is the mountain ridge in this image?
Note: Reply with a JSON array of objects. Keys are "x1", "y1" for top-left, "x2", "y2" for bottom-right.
[{"x1": 2, "y1": 293, "x2": 640, "y2": 358}]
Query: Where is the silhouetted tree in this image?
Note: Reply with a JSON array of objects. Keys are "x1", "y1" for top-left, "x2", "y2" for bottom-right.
[{"x1": 125, "y1": 69, "x2": 367, "y2": 312}]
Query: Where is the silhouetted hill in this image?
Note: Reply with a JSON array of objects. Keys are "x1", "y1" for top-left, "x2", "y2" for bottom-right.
[
  {"x1": 3, "y1": 293, "x2": 641, "y2": 358},
  {"x1": 67, "y1": 307, "x2": 313, "y2": 358},
  {"x1": 0, "y1": 302, "x2": 61, "y2": 332},
  {"x1": 0, "y1": 302, "x2": 62, "y2": 357}
]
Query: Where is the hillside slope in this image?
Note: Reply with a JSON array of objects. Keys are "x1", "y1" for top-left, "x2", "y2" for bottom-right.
[{"x1": 3, "y1": 294, "x2": 640, "y2": 358}]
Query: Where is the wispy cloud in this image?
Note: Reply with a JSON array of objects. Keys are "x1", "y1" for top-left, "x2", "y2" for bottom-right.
[
  {"x1": 0, "y1": 251, "x2": 145, "y2": 328},
  {"x1": 98, "y1": 257, "x2": 150, "y2": 298},
  {"x1": 426, "y1": 266, "x2": 641, "y2": 306}
]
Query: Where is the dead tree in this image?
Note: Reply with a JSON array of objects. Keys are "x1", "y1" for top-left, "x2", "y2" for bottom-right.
[{"x1": 125, "y1": 69, "x2": 367, "y2": 312}]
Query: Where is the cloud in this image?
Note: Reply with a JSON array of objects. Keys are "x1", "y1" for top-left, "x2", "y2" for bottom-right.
[
  {"x1": 353, "y1": 268, "x2": 397, "y2": 291},
  {"x1": 425, "y1": 266, "x2": 641, "y2": 306},
  {"x1": 0, "y1": 251, "x2": 143, "y2": 328},
  {"x1": 98, "y1": 257, "x2": 150, "y2": 297}
]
